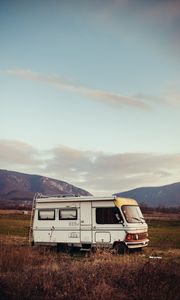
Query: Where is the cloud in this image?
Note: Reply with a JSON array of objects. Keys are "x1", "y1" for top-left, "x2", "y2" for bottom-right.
[
  {"x1": 2, "y1": 69, "x2": 180, "y2": 110},
  {"x1": 134, "y1": 83, "x2": 180, "y2": 108},
  {"x1": 2, "y1": 69, "x2": 151, "y2": 111},
  {"x1": 94, "y1": 0, "x2": 180, "y2": 56},
  {"x1": 44, "y1": 145, "x2": 180, "y2": 194},
  {"x1": 0, "y1": 139, "x2": 42, "y2": 170},
  {"x1": 139, "y1": 1, "x2": 180, "y2": 54},
  {"x1": 163, "y1": 84, "x2": 180, "y2": 106},
  {"x1": 143, "y1": 0, "x2": 180, "y2": 24},
  {"x1": 1, "y1": 140, "x2": 180, "y2": 195},
  {"x1": 95, "y1": 0, "x2": 180, "y2": 31}
]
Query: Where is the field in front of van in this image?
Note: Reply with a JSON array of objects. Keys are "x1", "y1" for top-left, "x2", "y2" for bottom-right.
[{"x1": 0, "y1": 210, "x2": 180, "y2": 300}]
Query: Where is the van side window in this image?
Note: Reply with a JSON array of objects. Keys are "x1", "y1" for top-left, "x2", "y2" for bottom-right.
[
  {"x1": 96, "y1": 207, "x2": 123, "y2": 224},
  {"x1": 38, "y1": 210, "x2": 55, "y2": 220},
  {"x1": 59, "y1": 209, "x2": 77, "y2": 220}
]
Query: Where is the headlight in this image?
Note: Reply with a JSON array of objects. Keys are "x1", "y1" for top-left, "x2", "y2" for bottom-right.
[
  {"x1": 126, "y1": 233, "x2": 138, "y2": 241},
  {"x1": 125, "y1": 232, "x2": 148, "y2": 241}
]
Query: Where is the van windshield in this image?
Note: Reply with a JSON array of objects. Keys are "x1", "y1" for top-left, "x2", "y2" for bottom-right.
[{"x1": 121, "y1": 205, "x2": 144, "y2": 223}]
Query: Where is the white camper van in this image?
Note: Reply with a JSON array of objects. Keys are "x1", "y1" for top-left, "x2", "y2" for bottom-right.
[{"x1": 30, "y1": 194, "x2": 149, "y2": 253}]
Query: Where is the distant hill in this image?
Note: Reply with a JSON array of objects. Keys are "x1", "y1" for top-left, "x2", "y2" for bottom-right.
[
  {"x1": 0, "y1": 169, "x2": 91, "y2": 209},
  {"x1": 115, "y1": 182, "x2": 180, "y2": 208},
  {"x1": 1, "y1": 169, "x2": 179, "y2": 209}
]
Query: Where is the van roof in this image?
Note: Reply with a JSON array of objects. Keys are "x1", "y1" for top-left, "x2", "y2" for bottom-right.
[
  {"x1": 35, "y1": 194, "x2": 138, "y2": 206},
  {"x1": 114, "y1": 197, "x2": 138, "y2": 207}
]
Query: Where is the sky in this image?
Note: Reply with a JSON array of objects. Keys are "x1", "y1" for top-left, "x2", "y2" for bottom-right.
[{"x1": 0, "y1": 0, "x2": 180, "y2": 195}]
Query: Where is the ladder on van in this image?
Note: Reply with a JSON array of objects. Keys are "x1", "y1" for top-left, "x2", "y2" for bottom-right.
[{"x1": 28, "y1": 192, "x2": 40, "y2": 245}]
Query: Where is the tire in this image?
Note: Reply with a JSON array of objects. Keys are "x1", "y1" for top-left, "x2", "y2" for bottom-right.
[
  {"x1": 57, "y1": 243, "x2": 68, "y2": 252},
  {"x1": 114, "y1": 242, "x2": 128, "y2": 254}
]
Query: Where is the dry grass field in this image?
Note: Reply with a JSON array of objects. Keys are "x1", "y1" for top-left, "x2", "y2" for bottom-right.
[{"x1": 0, "y1": 210, "x2": 180, "y2": 300}]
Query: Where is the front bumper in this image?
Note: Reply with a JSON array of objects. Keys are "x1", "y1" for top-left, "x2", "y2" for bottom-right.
[{"x1": 125, "y1": 239, "x2": 149, "y2": 249}]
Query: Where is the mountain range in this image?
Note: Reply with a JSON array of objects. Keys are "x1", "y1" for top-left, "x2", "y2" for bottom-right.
[
  {"x1": 115, "y1": 182, "x2": 180, "y2": 208},
  {"x1": 0, "y1": 169, "x2": 179, "y2": 208},
  {"x1": 0, "y1": 169, "x2": 91, "y2": 209}
]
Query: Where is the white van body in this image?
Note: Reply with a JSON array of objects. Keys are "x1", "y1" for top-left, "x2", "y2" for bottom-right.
[{"x1": 31, "y1": 194, "x2": 149, "y2": 252}]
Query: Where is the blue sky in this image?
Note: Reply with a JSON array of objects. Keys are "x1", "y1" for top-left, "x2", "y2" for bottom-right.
[{"x1": 0, "y1": 0, "x2": 180, "y2": 195}]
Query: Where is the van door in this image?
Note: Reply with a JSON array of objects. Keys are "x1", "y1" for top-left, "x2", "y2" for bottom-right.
[
  {"x1": 92, "y1": 205, "x2": 124, "y2": 245},
  {"x1": 80, "y1": 202, "x2": 92, "y2": 243},
  {"x1": 92, "y1": 207, "x2": 111, "y2": 244}
]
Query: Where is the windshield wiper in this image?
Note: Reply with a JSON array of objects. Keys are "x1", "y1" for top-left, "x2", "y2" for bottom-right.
[{"x1": 131, "y1": 217, "x2": 142, "y2": 222}]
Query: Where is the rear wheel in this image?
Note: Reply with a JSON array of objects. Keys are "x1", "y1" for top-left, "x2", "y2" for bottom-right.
[{"x1": 57, "y1": 243, "x2": 69, "y2": 253}]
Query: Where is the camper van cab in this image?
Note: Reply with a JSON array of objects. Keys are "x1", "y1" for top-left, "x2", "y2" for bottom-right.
[{"x1": 31, "y1": 195, "x2": 149, "y2": 253}]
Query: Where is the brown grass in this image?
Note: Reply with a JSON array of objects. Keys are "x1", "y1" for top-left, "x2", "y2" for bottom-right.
[
  {"x1": 144, "y1": 212, "x2": 180, "y2": 221},
  {"x1": 0, "y1": 242, "x2": 180, "y2": 300},
  {"x1": 0, "y1": 210, "x2": 28, "y2": 215},
  {"x1": 0, "y1": 210, "x2": 180, "y2": 299}
]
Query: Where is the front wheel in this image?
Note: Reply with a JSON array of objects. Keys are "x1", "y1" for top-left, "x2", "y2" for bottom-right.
[{"x1": 113, "y1": 242, "x2": 129, "y2": 254}]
